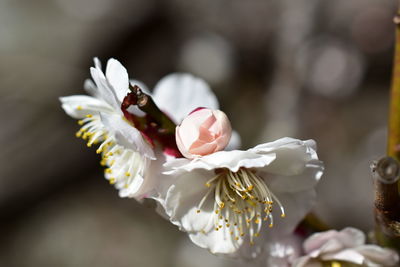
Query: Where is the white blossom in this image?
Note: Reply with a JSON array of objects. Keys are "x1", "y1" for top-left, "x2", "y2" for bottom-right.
[
  {"x1": 60, "y1": 59, "x2": 229, "y2": 199},
  {"x1": 158, "y1": 137, "x2": 323, "y2": 255},
  {"x1": 293, "y1": 227, "x2": 399, "y2": 267}
]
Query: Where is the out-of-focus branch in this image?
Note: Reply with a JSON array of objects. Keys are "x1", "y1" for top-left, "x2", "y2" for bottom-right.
[
  {"x1": 388, "y1": 13, "x2": 400, "y2": 161},
  {"x1": 374, "y1": 7, "x2": 400, "y2": 249}
]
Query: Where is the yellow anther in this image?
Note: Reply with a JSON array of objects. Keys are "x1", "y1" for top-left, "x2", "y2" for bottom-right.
[
  {"x1": 109, "y1": 178, "x2": 116, "y2": 184},
  {"x1": 281, "y1": 213, "x2": 286, "y2": 218},
  {"x1": 215, "y1": 228, "x2": 219, "y2": 231},
  {"x1": 215, "y1": 210, "x2": 219, "y2": 214},
  {"x1": 235, "y1": 237, "x2": 239, "y2": 241},
  {"x1": 78, "y1": 120, "x2": 84, "y2": 125},
  {"x1": 226, "y1": 224, "x2": 230, "y2": 227},
  {"x1": 125, "y1": 172, "x2": 131, "y2": 177},
  {"x1": 76, "y1": 105, "x2": 83, "y2": 110},
  {"x1": 86, "y1": 114, "x2": 93, "y2": 118},
  {"x1": 205, "y1": 183, "x2": 211, "y2": 187},
  {"x1": 105, "y1": 168, "x2": 112, "y2": 174},
  {"x1": 247, "y1": 185, "x2": 254, "y2": 191},
  {"x1": 254, "y1": 219, "x2": 260, "y2": 224},
  {"x1": 196, "y1": 210, "x2": 201, "y2": 213},
  {"x1": 250, "y1": 241, "x2": 254, "y2": 246},
  {"x1": 240, "y1": 233, "x2": 245, "y2": 237},
  {"x1": 269, "y1": 223, "x2": 273, "y2": 228},
  {"x1": 75, "y1": 131, "x2": 82, "y2": 138},
  {"x1": 124, "y1": 184, "x2": 129, "y2": 189},
  {"x1": 219, "y1": 202, "x2": 225, "y2": 209},
  {"x1": 96, "y1": 148, "x2": 103, "y2": 154},
  {"x1": 254, "y1": 233, "x2": 260, "y2": 237}
]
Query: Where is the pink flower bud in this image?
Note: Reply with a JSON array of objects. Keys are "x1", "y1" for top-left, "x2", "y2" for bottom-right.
[{"x1": 176, "y1": 108, "x2": 232, "y2": 159}]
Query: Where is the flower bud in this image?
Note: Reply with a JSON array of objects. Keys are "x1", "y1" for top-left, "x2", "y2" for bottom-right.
[{"x1": 176, "y1": 108, "x2": 232, "y2": 159}]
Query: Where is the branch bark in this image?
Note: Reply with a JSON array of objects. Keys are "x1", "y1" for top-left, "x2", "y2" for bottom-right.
[{"x1": 374, "y1": 4, "x2": 400, "y2": 249}]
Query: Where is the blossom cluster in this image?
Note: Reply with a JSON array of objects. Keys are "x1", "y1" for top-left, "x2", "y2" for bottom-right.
[{"x1": 60, "y1": 58, "x2": 398, "y2": 266}]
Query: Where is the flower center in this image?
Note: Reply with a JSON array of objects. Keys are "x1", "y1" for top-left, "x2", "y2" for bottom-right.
[{"x1": 196, "y1": 168, "x2": 285, "y2": 245}]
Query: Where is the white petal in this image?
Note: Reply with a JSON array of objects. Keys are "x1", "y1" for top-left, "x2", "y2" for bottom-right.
[
  {"x1": 188, "y1": 226, "x2": 242, "y2": 254},
  {"x1": 93, "y1": 57, "x2": 102, "y2": 69},
  {"x1": 105, "y1": 58, "x2": 130, "y2": 103},
  {"x1": 118, "y1": 174, "x2": 145, "y2": 198},
  {"x1": 253, "y1": 137, "x2": 323, "y2": 193},
  {"x1": 265, "y1": 159, "x2": 323, "y2": 193},
  {"x1": 163, "y1": 170, "x2": 215, "y2": 232},
  {"x1": 310, "y1": 239, "x2": 345, "y2": 258},
  {"x1": 303, "y1": 228, "x2": 366, "y2": 262},
  {"x1": 251, "y1": 138, "x2": 320, "y2": 176},
  {"x1": 59, "y1": 95, "x2": 113, "y2": 119},
  {"x1": 163, "y1": 150, "x2": 276, "y2": 175},
  {"x1": 292, "y1": 257, "x2": 323, "y2": 267},
  {"x1": 90, "y1": 67, "x2": 120, "y2": 109},
  {"x1": 100, "y1": 113, "x2": 155, "y2": 159},
  {"x1": 337, "y1": 227, "x2": 366, "y2": 248},
  {"x1": 225, "y1": 130, "x2": 242, "y2": 151},
  {"x1": 321, "y1": 249, "x2": 365, "y2": 265},
  {"x1": 292, "y1": 256, "x2": 319, "y2": 267},
  {"x1": 161, "y1": 170, "x2": 242, "y2": 254},
  {"x1": 355, "y1": 245, "x2": 399, "y2": 266},
  {"x1": 152, "y1": 73, "x2": 219, "y2": 124},
  {"x1": 153, "y1": 154, "x2": 181, "y2": 200},
  {"x1": 137, "y1": 150, "x2": 169, "y2": 199},
  {"x1": 271, "y1": 189, "x2": 317, "y2": 238},
  {"x1": 303, "y1": 230, "x2": 341, "y2": 255},
  {"x1": 83, "y1": 79, "x2": 99, "y2": 98}
]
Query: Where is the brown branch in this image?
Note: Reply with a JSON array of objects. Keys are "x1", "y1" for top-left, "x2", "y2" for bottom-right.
[
  {"x1": 373, "y1": 157, "x2": 400, "y2": 238},
  {"x1": 373, "y1": 5, "x2": 400, "y2": 250}
]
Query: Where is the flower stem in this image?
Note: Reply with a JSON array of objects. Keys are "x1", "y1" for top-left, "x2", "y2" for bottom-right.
[
  {"x1": 121, "y1": 85, "x2": 182, "y2": 157},
  {"x1": 374, "y1": 5, "x2": 400, "y2": 250}
]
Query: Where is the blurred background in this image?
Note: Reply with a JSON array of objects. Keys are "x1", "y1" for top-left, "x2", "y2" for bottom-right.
[{"x1": 0, "y1": 0, "x2": 397, "y2": 266}]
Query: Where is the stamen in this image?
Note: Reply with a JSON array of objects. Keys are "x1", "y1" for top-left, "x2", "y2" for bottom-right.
[
  {"x1": 196, "y1": 168, "x2": 286, "y2": 246},
  {"x1": 74, "y1": 113, "x2": 146, "y2": 194}
]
